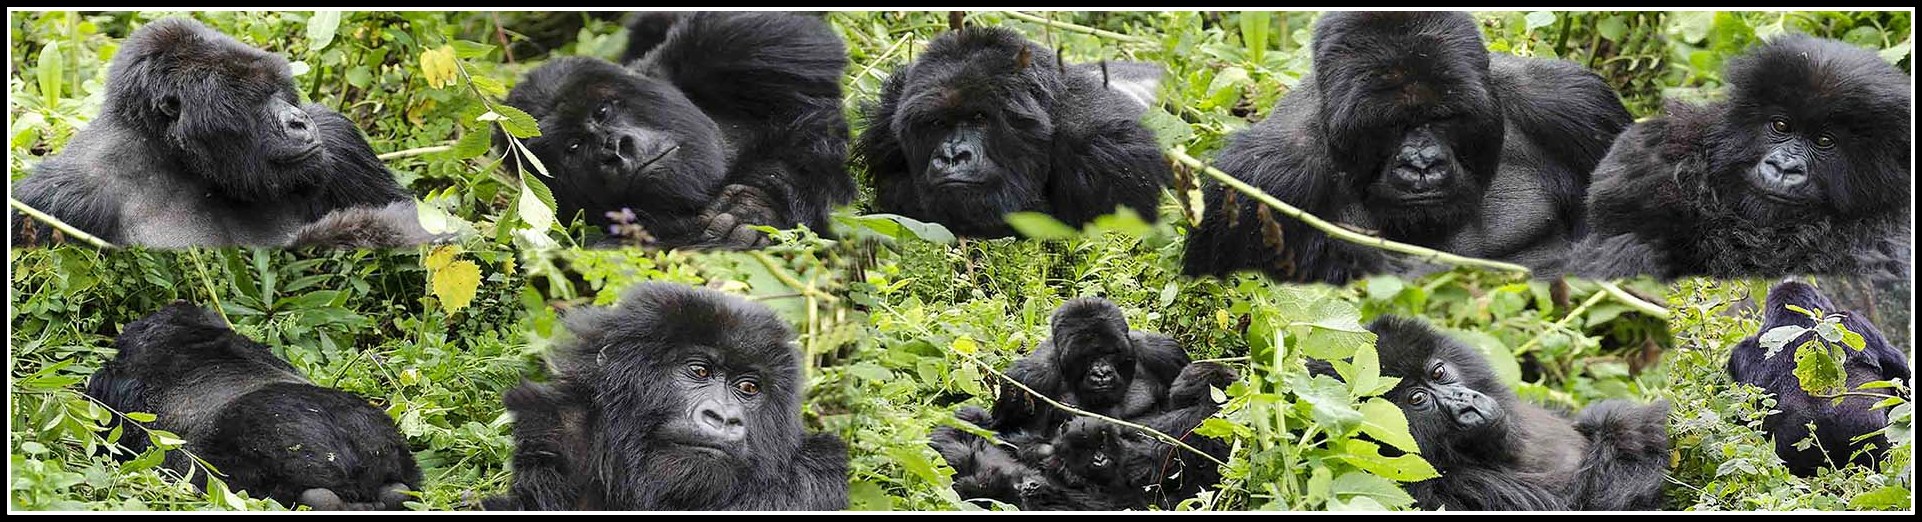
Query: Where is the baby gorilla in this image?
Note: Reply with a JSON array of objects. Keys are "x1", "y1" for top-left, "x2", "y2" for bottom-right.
[
  {"x1": 1728, "y1": 281, "x2": 1911, "y2": 476},
  {"x1": 1571, "y1": 36, "x2": 1912, "y2": 280},
  {"x1": 86, "y1": 302, "x2": 419, "y2": 510},
  {"x1": 501, "y1": 12, "x2": 854, "y2": 248},
  {"x1": 1337, "y1": 316, "x2": 1669, "y2": 511},
  {"x1": 10, "y1": 17, "x2": 430, "y2": 248},
  {"x1": 859, "y1": 27, "x2": 1173, "y2": 238},
  {"x1": 485, "y1": 282, "x2": 847, "y2": 510},
  {"x1": 989, "y1": 298, "x2": 1193, "y2": 433}
]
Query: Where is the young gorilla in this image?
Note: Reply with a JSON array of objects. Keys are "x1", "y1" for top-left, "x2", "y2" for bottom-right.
[
  {"x1": 1570, "y1": 36, "x2": 1912, "y2": 281},
  {"x1": 86, "y1": 302, "x2": 420, "y2": 510},
  {"x1": 1018, "y1": 362, "x2": 1239, "y2": 511},
  {"x1": 10, "y1": 17, "x2": 432, "y2": 248},
  {"x1": 501, "y1": 12, "x2": 854, "y2": 248},
  {"x1": 859, "y1": 27, "x2": 1173, "y2": 238},
  {"x1": 1728, "y1": 281, "x2": 1912, "y2": 476},
  {"x1": 1184, "y1": 12, "x2": 1631, "y2": 284},
  {"x1": 1331, "y1": 316, "x2": 1669, "y2": 511},
  {"x1": 484, "y1": 283, "x2": 848, "y2": 510},
  {"x1": 989, "y1": 298, "x2": 1193, "y2": 433}
]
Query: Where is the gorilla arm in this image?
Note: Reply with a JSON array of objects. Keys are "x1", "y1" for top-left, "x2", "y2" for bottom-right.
[
  {"x1": 786, "y1": 433, "x2": 851, "y2": 510},
  {"x1": 990, "y1": 340, "x2": 1068, "y2": 432},
  {"x1": 1565, "y1": 115, "x2": 1705, "y2": 279},
  {"x1": 485, "y1": 382, "x2": 595, "y2": 511}
]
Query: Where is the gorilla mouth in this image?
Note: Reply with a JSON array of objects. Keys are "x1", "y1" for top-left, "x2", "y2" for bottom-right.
[
  {"x1": 932, "y1": 178, "x2": 989, "y2": 189},
  {"x1": 1755, "y1": 191, "x2": 1808, "y2": 206},
  {"x1": 1397, "y1": 192, "x2": 1451, "y2": 206},
  {"x1": 273, "y1": 144, "x2": 323, "y2": 163}
]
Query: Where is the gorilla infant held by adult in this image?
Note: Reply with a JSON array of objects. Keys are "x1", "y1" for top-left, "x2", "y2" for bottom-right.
[
  {"x1": 1319, "y1": 317, "x2": 1670, "y2": 510},
  {"x1": 484, "y1": 283, "x2": 847, "y2": 510},
  {"x1": 1570, "y1": 35, "x2": 1912, "y2": 281},
  {"x1": 502, "y1": 12, "x2": 854, "y2": 248},
  {"x1": 859, "y1": 27, "x2": 1173, "y2": 238},
  {"x1": 1184, "y1": 11, "x2": 1631, "y2": 284},
  {"x1": 10, "y1": 18, "x2": 433, "y2": 248},
  {"x1": 1728, "y1": 281, "x2": 1911, "y2": 476},
  {"x1": 88, "y1": 302, "x2": 420, "y2": 510}
]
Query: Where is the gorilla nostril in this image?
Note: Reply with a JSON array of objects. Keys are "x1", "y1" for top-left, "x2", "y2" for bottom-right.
[
  {"x1": 699, "y1": 407, "x2": 727, "y2": 429},
  {"x1": 951, "y1": 149, "x2": 973, "y2": 164}
]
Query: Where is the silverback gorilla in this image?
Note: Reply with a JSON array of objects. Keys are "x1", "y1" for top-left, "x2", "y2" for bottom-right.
[
  {"x1": 87, "y1": 302, "x2": 420, "y2": 510},
  {"x1": 1570, "y1": 36, "x2": 1912, "y2": 281},
  {"x1": 1325, "y1": 316, "x2": 1669, "y2": 510},
  {"x1": 10, "y1": 17, "x2": 434, "y2": 248},
  {"x1": 501, "y1": 12, "x2": 854, "y2": 248},
  {"x1": 859, "y1": 27, "x2": 1173, "y2": 238},
  {"x1": 1184, "y1": 12, "x2": 1631, "y2": 284},
  {"x1": 1728, "y1": 281, "x2": 1911, "y2": 476},
  {"x1": 485, "y1": 283, "x2": 847, "y2": 510}
]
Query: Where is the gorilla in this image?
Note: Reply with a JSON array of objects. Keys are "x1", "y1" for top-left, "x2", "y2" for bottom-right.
[
  {"x1": 10, "y1": 17, "x2": 434, "y2": 248},
  {"x1": 86, "y1": 302, "x2": 420, "y2": 510},
  {"x1": 501, "y1": 12, "x2": 854, "y2": 248},
  {"x1": 1570, "y1": 36, "x2": 1912, "y2": 281},
  {"x1": 989, "y1": 297, "x2": 1193, "y2": 433},
  {"x1": 1325, "y1": 316, "x2": 1668, "y2": 511},
  {"x1": 1728, "y1": 281, "x2": 1912, "y2": 476},
  {"x1": 484, "y1": 282, "x2": 848, "y2": 510},
  {"x1": 858, "y1": 27, "x2": 1173, "y2": 238},
  {"x1": 1184, "y1": 11, "x2": 1632, "y2": 284},
  {"x1": 933, "y1": 363, "x2": 1237, "y2": 511}
]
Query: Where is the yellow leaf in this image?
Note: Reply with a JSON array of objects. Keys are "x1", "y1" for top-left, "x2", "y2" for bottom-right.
[
  {"x1": 424, "y1": 244, "x2": 460, "y2": 271},
  {"x1": 420, "y1": 45, "x2": 457, "y2": 88},
  {"x1": 1215, "y1": 309, "x2": 1232, "y2": 330},
  {"x1": 431, "y1": 260, "x2": 482, "y2": 315},
  {"x1": 952, "y1": 337, "x2": 979, "y2": 355}
]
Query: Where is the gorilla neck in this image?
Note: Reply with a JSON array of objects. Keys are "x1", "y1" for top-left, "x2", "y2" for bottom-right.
[{"x1": 609, "y1": 441, "x2": 750, "y2": 509}]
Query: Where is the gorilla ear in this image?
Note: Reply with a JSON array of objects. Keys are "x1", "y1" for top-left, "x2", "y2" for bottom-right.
[
  {"x1": 156, "y1": 95, "x2": 181, "y2": 119},
  {"x1": 1099, "y1": 61, "x2": 1162, "y2": 114},
  {"x1": 1015, "y1": 47, "x2": 1032, "y2": 70}
]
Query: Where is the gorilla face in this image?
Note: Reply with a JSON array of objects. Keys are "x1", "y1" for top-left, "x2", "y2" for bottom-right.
[
  {"x1": 1041, "y1": 419, "x2": 1157, "y2": 491},
  {"x1": 1311, "y1": 12, "x2": 1505, "y2": 234},
  {"x1": 509, "y1": 57, "x2": 728, "y2": 221},
  {"x1": 888, "y1": 30, "x2": 1057, "y2": 223},
  {"x1": 105, "y1": 18, "x2": 328, "y2": 201},
  {"x1": 1716, "y1": 35, "x2": 1912, "y2": 225},
  {"x1": 1049, "y1": 299, "x2": 1139, "y2": 408},
  {"x1": 1369, "y1": 316, "x2": 1518, "y2": 466}
]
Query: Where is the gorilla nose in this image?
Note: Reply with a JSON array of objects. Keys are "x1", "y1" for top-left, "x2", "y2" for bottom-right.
[
  {"x1": 932, "y1": 144, "x2": 974, "y2": 170},
  {"x1": 278, "y1": 106, "x2": 317, "y2": 144},
  {"x1": 1016, "y1": 476, "x2": 1043, "y2": 495},
  {"x1": 601, "y1": 133, "x2": 639, "y2": 167},
  {"x1": 1760, "y1": 152, "x2": 1809, "y2": 186},
  {"x1": 694, "y1": 400, "x2": 747, "y2": 443}
]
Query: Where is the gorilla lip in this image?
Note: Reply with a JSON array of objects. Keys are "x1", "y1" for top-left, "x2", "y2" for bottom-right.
[{"x1": 274, "y1": 143, "x2": 323, "y2": 163}]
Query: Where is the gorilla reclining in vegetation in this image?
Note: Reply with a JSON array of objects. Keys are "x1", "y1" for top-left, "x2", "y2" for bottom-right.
[
  {"x1": 930, "y1": 298, "x2": 1237, "y2": 510},
  {"x1": 88, "y1": 302, "x2": 421, "y2": 510},
  {"x1": 484, "y1": 283, "x2": 848, "y2": 510},
  {"x1": 501, "y1": 12, "x2": 854, "y2": 248},
  {"x1": 1184, "y1": 11, "x2": 1631, "y2": 284},
  {"x1": 11, "y1": 17, "x2": 437, "y2": 248}
]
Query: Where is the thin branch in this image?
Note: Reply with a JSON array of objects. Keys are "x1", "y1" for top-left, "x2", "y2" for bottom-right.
[
  {"x1": 1167, "y1": 149, "x2": 1532, "y2": 276},
  {"x1": 1000, "y1": 11, "x2": 1156, "y2": 45},
  {"x1": 9, "y1": 197, "x2": 114, "y2": 248},
  {"x1": 954, "y1": 349, "x2": 1229, "y2": 467},
  {"x1": 1599, "y1": 280, "x2": 1670, "y2": 320},
  {"x1": 749, "y1": 251, "x2": 837, "y2": 303},
  {"x1": 376, "y1": 143, "x2": 454, "y2": 160},
  {"x1": 1517, "y1": 287, "x2": 1609, "y2": 355},
  {"x1": 1192, "y1": 356, "x2": 1250, "y2": 364}
]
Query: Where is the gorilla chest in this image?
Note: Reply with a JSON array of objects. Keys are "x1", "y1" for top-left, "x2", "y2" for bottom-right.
[{"x1": 118, "y1": 183, "x2": 312, "y2": 247}]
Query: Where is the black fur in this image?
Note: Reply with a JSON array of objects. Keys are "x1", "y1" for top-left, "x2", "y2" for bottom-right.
[
  {"x1": 484, "y1": 282, "x2": 847, "y2": 510},
  {"x1": 86, "y1": 302, "x2": 419, "y2": 510},
  {"x1": 1184, "y1": 12, "x2": 1630, "y2": 283},
  {"x1": 502, "y1": 12, "x2": 854, "y2": 248},
  {"x1": 10, "y1": 17, "x2": 415, "y2": 248},
  {"x1": 859, "y1": 27, "x2": 1172, "y2": 238},
  {"x1": 989, "y1": 298, "x2": 1192, "y2": 433},
  {"x1": 1727, "y1": 281, "x2": 1911, "y2": 476},
  {"x1": 1570, "y1": 35, "x2": 1912, "y2": 280},
  {"x1": 1339, "y1": 316, "x2": 1668, "y2": 510}
]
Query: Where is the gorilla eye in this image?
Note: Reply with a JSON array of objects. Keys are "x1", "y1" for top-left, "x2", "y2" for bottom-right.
[
  {"x1": 735, "y1": 380, "x2": 760, "y2": 396},
  {"x1": 1814, "y1": 135, "x2": 1836, "y2": 149},
  {"x1": 689, "y1": 363, "x2": 713, "y2": 379},
  {"x1": 1429, "y1": 364, "x2": 1446, "y2": 380},
  {"x1": 1770, "y1": 118, "x2": 1791, "y2": 134},
  {"x1": 1408, "y1": 390, "x2": 1430, "y2": 407},
  {"x1": 595, "y1": 104, "x2": 611, "y2": 120},
  {"x1": 566, "y1": 140, "x2": 583, "y2": 153}
]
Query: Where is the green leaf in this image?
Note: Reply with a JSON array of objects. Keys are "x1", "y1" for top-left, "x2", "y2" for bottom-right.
[
  {"x1": 490, "y1": 104, "x2": 543, "y2": 139},
  {"x1": 1239, "y1": 12, "x2": 1270, "y2": 63},
  {"x1": 1784, "y1": 303, "x2": 1818, "y2": 320},
  {"x1": 1364, "y1": 276, "x2": 1403, "y2": 301},
  {"x1": 834, "y1": 213, "x2": 956, "y2": 244},
  {"x1": 1448, "y1": 328, "x2": 1521, "y2": 388},
  {"x1": 1140, "y1": 107, "x2": 1192, "y2": 150},
  {"x1": 448, "y1": 127, "x2": 491, "y2": 159},
  {"x1": 887, "y1": 446, "x2": 942, "y2": 486},
  {"x1": 1813, "y1": 320, "x2": 1843, "y2": 343},
  {"x1": 1004, "y1": 212, "x2": 1077, "y2": 240},
  {"x1": 450, "y1": 39, "x2": 497, "y2": 59},
  {"x1": 1758, "y1": 325, "x2": 1807, "y2": 358},
  {"x1": 1597, "y1": 16, "x2": 1629, "y2": 41},
  {"x1": 1878, "y1": 35, "x2": 1912, "y2": 65},
  {"x1": 848, "y1": 480, "x2": 892, "y2": 511},
  {"x1": 1848, "y1": 484, "x2": 1910, "y2": 510},
  {"x1": 38, "y1": 41, "x2": 63, "y2": 107},
  {"x1": 1358, "y1": 398, "x2": 1421, "y2": 455},
  {"x1": 1842, "y1": 329, "x2": 1867, "y2": 352},
  {"x1": 306, "y1": 11, "x2": 341, "y2": 51},
  {"x1": 517, "y1": 169, "x2": 559, "y2": 232},
  {"x1": 1524, "y1": 11, "x2": 1556, "y2": 32},
  {"x1": 1342, "y1": 342, "x2": 1381, "y2": 398},
  {"x1": 1337, "y1": 438, "x2": 1441, "y2": 482},
  {"x1": 1331, "y1": 470, "x2": 1416, "y2": 508},
  {"x1": 123, "y1": 412, "x2": 157, "y2": 423},
  {"x1": 1792, "y1": 341, "x2": 1846, "y2": 396},
  {"x1": 1296, "y1": 374, "x2": 1364, "y2": 434},
  {"x1": 430, "y1": 259, "x2": 481, "y2": 315}
]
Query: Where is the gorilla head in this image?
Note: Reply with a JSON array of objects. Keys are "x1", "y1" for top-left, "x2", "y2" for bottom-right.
[
  {"x1": 883, "y1": 29, "x2": 1058, "y2": 227},
  {"x1": 1712, "y1": 35, "x2": 1911, "y2": 225},
  {"x1": 1369, "y1": 316, "x2": 1517, "y2": 466},
  {"x1": 1311, "y1": 12, "x2": 1504, "y2": 234},
  {"x1": 1049, "y1": 298, "x2": 1140, "y2": 409},
  {"x1": 103, "y1": 18, "x2": 330, "y2": 200},
  {"x1": 503, "y1": 57, "x2": 727, "y2": 224}
]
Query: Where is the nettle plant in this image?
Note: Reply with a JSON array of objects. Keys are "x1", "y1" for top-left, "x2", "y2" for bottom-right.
[{"x1": 1756, "y1": 304, "x2": 1914, "y2": 455}]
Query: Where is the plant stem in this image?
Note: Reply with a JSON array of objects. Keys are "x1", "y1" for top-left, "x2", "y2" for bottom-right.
[
  {"x1": 1167, "y1": 149, "x2": 1532, "y2": 276},
  {"x1": 1599, "y1": 280, "x2": 1670, "y2": 320},
  {"x1": 9, "y1": 197, "x2": 113, "y2": 248},
  {"x1": 1001, "y1": 11, "x2": 1157, "y2": 45},
  {"x1": 377, "y1": 143, "x2": 454, "y2": 160},
  {"x1": 1517, "y1": 287, "x2": 1609, "y2": 355}
]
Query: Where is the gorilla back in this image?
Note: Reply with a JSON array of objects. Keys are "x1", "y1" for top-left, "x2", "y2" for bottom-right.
[
  {"x1": 486, "y1": 282, "x2": 847, "y2": 510},
  {"x1": 86, "y1": 302, "x2": 420, "y2": 510},
  {"x1": 10, "y1": 17, "x2": 418, "y2": 248},
  {"x1": 1183, "y1": 11, "x2": 1630, "y2": 284},
  {"x1": 1728, "y1": 281, "x2": 1911, "y2": 476},
  {"x1": 501, "y1": 12, "x2": 854, "y2": 248}
]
